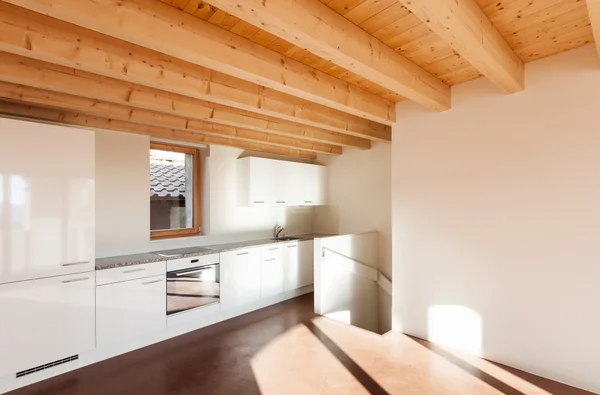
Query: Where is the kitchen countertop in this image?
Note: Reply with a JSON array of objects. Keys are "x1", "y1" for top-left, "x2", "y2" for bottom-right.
[{"x1": 95, "y1": 233, "x2": 336, "y2": 270}]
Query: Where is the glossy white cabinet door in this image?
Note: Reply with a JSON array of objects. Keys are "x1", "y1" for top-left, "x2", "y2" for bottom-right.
[
  {"x1": 96, "y1": 275, "x2": 166, "y2": 348},
  {"x1": 297, "y1": 240, "x2": 315, "y2": 288},
  {"x1": 297, "y1": 164, "x2": 327, "y2": 205},
  {"x1": 220, "y1": 248, "x2": 261, "y2": 311},
  {"x1": 283, "y1": 241, "x2": 314, "y2": 292},
  {"x1": 0, "y1": 118, "x2": 95, "y2": 284},
  {"x1": 238, "y1": 157, "x2": 273, "y2": 206},
  {"x1": 0, "y1": 273, "x2": 95, "y2": 376},
  {"x1": 237, "y1": 157, "x2": 327, "y2": 207},
  {"x1": 260, "y1": 245, "x2": 284, "y2": 298}
]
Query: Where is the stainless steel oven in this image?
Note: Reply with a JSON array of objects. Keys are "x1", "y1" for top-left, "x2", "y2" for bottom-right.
[{"x1": 166, "y1": 258, "x2": 220, "y2": 316}]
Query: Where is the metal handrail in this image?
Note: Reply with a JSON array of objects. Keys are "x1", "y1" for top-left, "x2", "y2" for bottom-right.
[{"x1": 321, "y1": 247, "x2": 392, "y2": 294}]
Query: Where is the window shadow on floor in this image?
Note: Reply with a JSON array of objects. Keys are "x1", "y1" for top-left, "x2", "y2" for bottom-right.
[
  {"x1": 488, "y1": 361, "x2": 597, "y2": 395},
  {"x1": 303, "y1": 321, "x2": 390, "y2": 395},
  {"x1": 408, "y1": 336, "x2": 527, "y2": 395}
]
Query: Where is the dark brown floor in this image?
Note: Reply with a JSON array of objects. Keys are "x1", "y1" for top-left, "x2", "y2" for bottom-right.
[{"x1": 8, "y1": 293, "x2": 596, "y2": 395}]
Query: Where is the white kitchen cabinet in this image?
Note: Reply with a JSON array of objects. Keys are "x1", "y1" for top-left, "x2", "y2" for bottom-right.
[
  {"x1": 0, "y1": 118, "x2": 95, "y2": 284},
  {"x1": 237, "y1": 156, "x2": 273, "y2": 206},
  {"x1": 283, "y1": 241, "x2": 314, "y2": 292},
  {"x1": 0, "y1": 273, "x2": 95, "y2": 376},
  {"x1": 96, "y1": 274, "x2": 166, "y2": 348},
  {"x1": 260, "y1": 245, "x2": 284, "y2": 298},
  {"x1": 220, "y1": 248, "x2": 262, "y2": 311},
  {"x1": 296, "y1": 164, "x2": 327, "y2": 206},
  {"x1": 237, "y1": 157, "x2": 326, "y2": 207}
]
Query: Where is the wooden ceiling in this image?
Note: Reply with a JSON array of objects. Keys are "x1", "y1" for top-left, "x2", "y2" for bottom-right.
[
  {"x1": 0, "y1": 0, "x2": 596, "y2": 159},
  {"x1": 162, "y1": 0, "x2": 593, "y2": 99}
]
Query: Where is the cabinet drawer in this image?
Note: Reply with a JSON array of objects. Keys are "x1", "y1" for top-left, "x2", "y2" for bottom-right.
[
  {"x1": 96, "y1": 275, "x2": 166, "y2": 348},
  {"x1": 166, "y1": 253, "x2": 219, "y2": 272},
  {"x1": 0, "y1": 273, "x2": 95, "y2": 376},
  {"x1": 96, "y1": 261, "x2": 166, "y2": 285}
]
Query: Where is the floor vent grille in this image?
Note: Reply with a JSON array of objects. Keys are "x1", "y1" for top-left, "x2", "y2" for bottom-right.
[{"x1": 16, "y1": 355, "x2": 79, "y2": 378}]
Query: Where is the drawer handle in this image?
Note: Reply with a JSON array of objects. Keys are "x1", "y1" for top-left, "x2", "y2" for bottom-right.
[
  {"x1": 61, "y1": 261, "x2": 88, "y2": 267},
  {"x1": 253, "y1": 201, "x2": 265, "y2": 204},
  {"x1": 62, "y1": 277, "x2": 90, "y2": 284},
  {"x1": 264, "y1": 258, "x2": 276, "y2": 262},
  {"x1": 275, "y1": 201, "x2": 286, "y2": 204},
  {"x1": 123, "y1": 268, "x2": 146, "y2": 274},
  {"x1": 287, "y1": 245, "x2": 297, "y2": 248},
  {"x1": 236, "y1": 252, "x2": 249, "y2": 256},
  {"x1": 268, "y1": 247, "x2": 279, "y2": 251},
  {"x1": 142, "y1": 279, "x2": 162, "y2": 285},
  {"x1": 191, "y1": 259, "x2": 199, "y2": 263},
  {"x1": 304, "y1": 201, "x2": 313, "y2": 203}
]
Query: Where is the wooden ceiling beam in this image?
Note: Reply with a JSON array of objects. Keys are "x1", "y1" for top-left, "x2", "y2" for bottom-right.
[
  {"x1": 0, "y1": 81, "x2": 342, "y2": 155},
  {"x1": 204, "y1": 0, "x2": 450, "y2": 111},
  {"x1": 587, "y1": 0, "x2": 600, "y2": 59},
  {"x1": 0, "y1": 101, "x2": 317, "y2": 159},
  {"x1": 0, "y1": 52, "x2": 369, "y2": 149},
  {"x1": 0, "y1": 2, "x2": 388, "y2": 141},
  {"x1": 394, "y1": 0, "x2": 525, "y2": 93},
  {"x1": 1, "y1": 0, "x2": 396, "y2": 125}
]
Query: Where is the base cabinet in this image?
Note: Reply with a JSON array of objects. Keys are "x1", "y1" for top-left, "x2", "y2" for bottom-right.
[
  {"x1": 261, "y1": 245, "x2": 284, "y2": 298},
  {"x1": 220, "y1": 248, "x2": 262, "y2": 311},
  {"x1": 96, "y1": 275, "x2": 166, "y2": 348},
  {"x1": 283, "y1": 241, "x2": 314, "y2": 292},
  {"x1": 0, "y1": 273, "x2": 95, "y2": 376}
]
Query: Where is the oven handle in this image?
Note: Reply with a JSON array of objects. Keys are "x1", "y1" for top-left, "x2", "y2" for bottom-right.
[{"x1": 173, "y1": 265, "x2": 217, "y2": 277}]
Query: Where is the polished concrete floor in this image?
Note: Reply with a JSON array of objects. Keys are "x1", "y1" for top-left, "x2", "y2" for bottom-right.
[{"x1": 9, "y1": 293, "x2": 595, "y2": 395}]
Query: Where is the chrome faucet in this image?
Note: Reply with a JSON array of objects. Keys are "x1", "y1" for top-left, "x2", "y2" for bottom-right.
[{"x1": 274, "y1": 225, "x2": 285, "y2": 239}]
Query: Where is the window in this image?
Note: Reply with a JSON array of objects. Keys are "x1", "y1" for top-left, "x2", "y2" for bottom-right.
[{"x1": 150, "y1": 142, "x2": 201, "y2": 239}]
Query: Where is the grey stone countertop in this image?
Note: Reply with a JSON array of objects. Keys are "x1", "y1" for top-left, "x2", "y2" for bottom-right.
[{"x1": 95, "y1": 233, "x2": 336, "y2": 270}]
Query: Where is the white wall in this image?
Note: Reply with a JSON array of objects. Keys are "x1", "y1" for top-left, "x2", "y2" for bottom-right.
[
  {"x1": 316, "y1": 142, "x2": 392, "y2": 279},
  {"x1": 95, "y1": 131, "x2": 314, "y2": 257},
  {"x1": 392, "y1": 44, "x2": 600, "y2": 393},
  {"x1": 96, "y1": 131, "x2": 150, "y2": 256}
]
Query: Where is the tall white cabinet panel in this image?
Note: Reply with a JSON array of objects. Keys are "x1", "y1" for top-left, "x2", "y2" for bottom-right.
[
  {"x1": 96, "y1": 275, "x2": 167, "y2": 348},
  {"x1": 0, "y1": 118, "x2": 95, "y2": 284},
  {"x1": 220, "y1": 248, "x2": 261, "y2": 311},
  {"x1": 283, "y1": 241, "x2": 314, "y2": 292},
  {"x1": 0, "y1": 273, "x2": 95, "y2": 376},
  {"x1": 297, "y1": 240, "x2": 315, "y2": 288},
  {"x1": 260, "y1": 245, "x2": 284, "y2": 298}
]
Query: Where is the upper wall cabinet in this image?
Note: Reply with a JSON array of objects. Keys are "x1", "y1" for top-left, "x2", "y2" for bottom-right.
[
  {"x1": 0, "y1": 118, "x2": 95, "y2": 284},
  {"x1": 237, "y1": 157, "x2": 327, "y2": 207}
]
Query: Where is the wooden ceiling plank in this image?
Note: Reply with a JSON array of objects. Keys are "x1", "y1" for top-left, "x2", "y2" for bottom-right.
[
  {"x1": 343, "y1": 0, "x2": 399, "y2": 25},
  {"x1": 506, "y1": 7, "x2": 591, "y2": 49},
  {"x1": 204, "y1": 0, "x2": 451, "y2": 111},
  {"x1": 486, "y1": 0, "x2": 568, "y2": 28},
  {"x1": 0, "y1": 4, "x2": 388, "y2": 140},
  {"x1": 207, "y1": 8, "x2": 240, "y2": 29},
  {"x1": 586, "y1": 0, "x2": 600, "y2": 58},
  {"x1": 324, "y1": 0, "x2": 368, "y2": 14},
  {"x1": 359, "y1": 3, "x2": 411, "y2": 34},
  {"x1": 0, "y1": 52, "x2": 373, "y2": 148},
  {"x1": 0, "y1": 101, "x2": 318, "y2": 159},
  {"x1": 514, "y1": 26, "x2": 594, "y2": 62},
  {"x1": 381, "y1": 18, "x2": 432, "y2": 50},
  {"x1": 0, "y1": 81, "x2": 344, "y2": 154},
  {"x1": 4, "y1": 0, "x2": 396, "y2": 124},
  {"x1": 498, "y1": 0, "x2": 587, "y2": 35},
  {"x1": 425, "y1": 54, "x2": 474, "y2": 77},
  {"x1": 438, "y1": 66, "x2": 483, "y2": 85},
  {"x1": 396, "y1": 0, "x2": 525, "y2": 93}
]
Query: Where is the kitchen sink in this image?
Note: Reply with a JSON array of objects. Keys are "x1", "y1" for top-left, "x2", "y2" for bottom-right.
[{"x1": 270, "y1": 236, "x2": 303, "y2": 241}]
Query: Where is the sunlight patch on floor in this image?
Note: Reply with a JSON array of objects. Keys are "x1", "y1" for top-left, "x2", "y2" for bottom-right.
[{"x1": 250, "y1": 323, "x2": 370, "y2": 395}]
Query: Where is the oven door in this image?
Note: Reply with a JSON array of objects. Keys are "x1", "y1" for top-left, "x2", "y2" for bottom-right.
[{"x1": 166, "y1": 263, "x2": 220, "y2": 316}]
